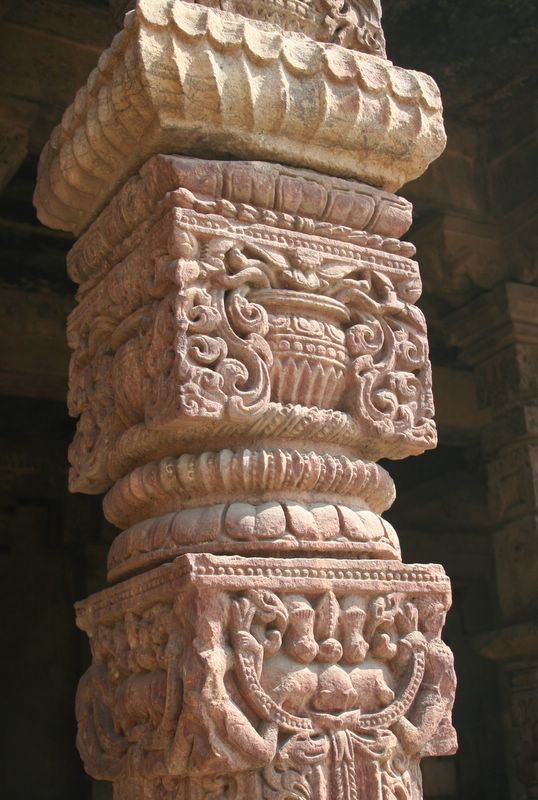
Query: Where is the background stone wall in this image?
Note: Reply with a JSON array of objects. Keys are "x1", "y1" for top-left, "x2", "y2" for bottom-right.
[{"x1": 0, "y1": 1, "x2": 536, "y2": 797}]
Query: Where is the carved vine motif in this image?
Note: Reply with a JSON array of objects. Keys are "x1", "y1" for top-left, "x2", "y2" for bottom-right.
[
  {"x1": 168, "y1": 235, "x2": 434, "y2": 440},
  {"x1": 76, "y1": 602, "x2": 180, "y2": 780},
  {"x1": 145, "y1": 233, "x2": 273, "y2": 422},
  {"x1": 343, "y1": 280, "x2": 433, "y2": 441},
  {"x1": 66, "y1": 215, "x2": 433, "y2": 491},
  {"x1": 67, "y1": 354, "x2": 121, "y2": 491}
]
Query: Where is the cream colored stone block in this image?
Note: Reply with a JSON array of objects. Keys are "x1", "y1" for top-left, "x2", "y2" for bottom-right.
[{"x1": 34, "y1": 0, "x2": 446, "y2": 234}]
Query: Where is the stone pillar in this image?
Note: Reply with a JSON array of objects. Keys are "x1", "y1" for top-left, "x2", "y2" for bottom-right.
[
  {"x1": 34, "y1": 1, "x2": 455, "y2": 797},
  {"x1": 448, "y1": 283, "x2": 538, "y2": 798}
]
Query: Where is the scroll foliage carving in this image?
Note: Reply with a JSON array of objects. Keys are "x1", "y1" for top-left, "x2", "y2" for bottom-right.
[
  {"x1": 320, "y1": 0, "x2": 385, "y2": 55},
  {"x1": 165, "y1": 234, "x2": 434, "y2": 439},
  {"x1": 144, "y1": 233, "x2": 273, "y2": 423},
  {"x1": 65, "y1": 158, "x2": 435, "y2": 493}
]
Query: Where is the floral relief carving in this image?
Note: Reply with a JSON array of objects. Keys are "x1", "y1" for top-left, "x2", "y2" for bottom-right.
[
  {"x1": 167, "y1": 233, "x2": 434, "y2": 441},
  {"x1": 75, "y1": 555, "x2": 456, "y2": 799},
  {"x1": 76, "y1": 601, "x2": 179, "y2": 781},
  {"x1": 65, "y1": 157, "x2": 434, "y2": 493},
  {"x1": 173, "y1": 236, "x2": 273, "y2": 420},
  {"x1": 320, "y1": 0, "x2": 385, "y2": 54}
]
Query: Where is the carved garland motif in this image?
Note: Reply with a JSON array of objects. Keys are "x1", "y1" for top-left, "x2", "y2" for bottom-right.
[{"x1": 76, "y1": 571, "x2": 455, "y2": 800}]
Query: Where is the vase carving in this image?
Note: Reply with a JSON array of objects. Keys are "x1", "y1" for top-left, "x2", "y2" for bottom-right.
[{"x1": 253, "y1": 290, "x2": 349, "y2": 408}]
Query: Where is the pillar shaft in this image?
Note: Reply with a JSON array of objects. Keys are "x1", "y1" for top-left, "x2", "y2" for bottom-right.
[{"x1": 34, "y1": 1, "x2": 455, "y2": 797}]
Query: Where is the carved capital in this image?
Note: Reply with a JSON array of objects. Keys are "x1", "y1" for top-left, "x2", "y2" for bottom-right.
[
  {"x1": 34, "y1": 0, "x2": 445, "y2": 234},
  {"x1": 56, "y1": 155, "x2": 442, "y2": 600},
  {"x1": 66, "y1": 156, "x2": 435, "y2": 497}
]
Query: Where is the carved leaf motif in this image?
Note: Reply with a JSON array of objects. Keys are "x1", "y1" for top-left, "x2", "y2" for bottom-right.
[
  {"x1": 343, "y1": 275, "x2": 434, "y2": 441},
  {"x1": 314, "y1": 592, "x2": 339, "y2": 642},
  {"x1": 186, "y1": 287, "x2": 221, "y2": 332},
  {"x1": 315, "y1": 594, "x2": 343, "y2": 663},
  {"x1": 227, "y1": 294, "x2": 269, "y2": 338}
]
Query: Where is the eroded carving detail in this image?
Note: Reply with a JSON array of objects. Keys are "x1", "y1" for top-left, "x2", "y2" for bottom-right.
[
  {"x1": 34, "y1": 0, "x2": 445, "y2": 234},
  {"x1": 111, "y1": 0, "x2": 386, "y2": 55},
  {"x1": 76, "y1": 555, "x2": 456, "y2": 799},
  {"x1": 66, "y1": 157, "x2": 435, "y2": 494}
]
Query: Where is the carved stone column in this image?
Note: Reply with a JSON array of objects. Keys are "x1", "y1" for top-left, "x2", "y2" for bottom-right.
[
  {"x1": 34, "y1": 1, "x2": 455, "y2": 797},
  {"x1": 449, "y1": 283, "x2": 538, "y2": 798}
]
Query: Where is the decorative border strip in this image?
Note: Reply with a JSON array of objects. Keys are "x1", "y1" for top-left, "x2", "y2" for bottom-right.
[
  {"x1": 66, "y1": 154, "x2": 414, "y2": 284},
  {"x1": 103, "y1": 449, "x2": 395, "y2": 528},
  {"x1": 76, "y1": 554, "x2": 450, "y2": 626}
]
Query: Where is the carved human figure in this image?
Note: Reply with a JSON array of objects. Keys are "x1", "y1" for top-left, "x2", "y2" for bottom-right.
[{"x1": 391, "y1": 599, "x2": 457, "y2": 758}]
